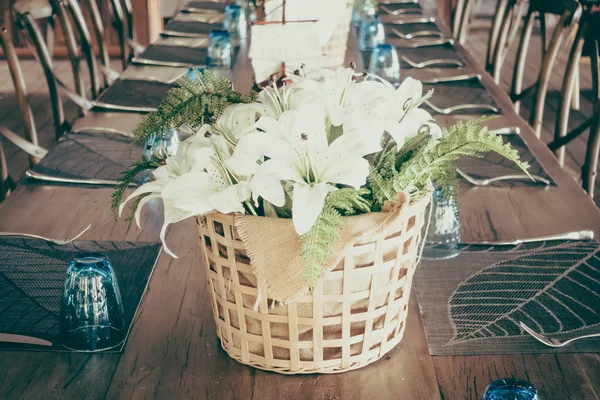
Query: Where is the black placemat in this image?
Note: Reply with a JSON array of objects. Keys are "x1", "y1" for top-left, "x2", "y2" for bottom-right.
[
  {"x1": 30, "y1": 131, "x2": 145, "y2": 185},
  {"x1": 165, "y1": 19, "x2": 223, "y2": 35},
  {"x1": 378, "y1": 2, "x2": 423, "y2": 14},
  {"x1": 423, "y1": 78, "x2": 500, "y2": 114},
  {"x1": 140, "y1": 44, "x2": 209, "y2": 65},
  {"x1": 0, "y1": 239, "x2": 162, "y2": 352},
  {"x1": 96, "y1": 79, "x2": 175, "y2": 108},
  {"x1": 397, "y1": 43, "x2": 463, "y2": 68},
  {"x1": 183, "y1": 0, "x2": 227, "y2": 12},
  {"x1": 415, "y1": 240, "x2": 600, "y2": 355},
  {"x1": 384, "y1": 22, "x2": 442, "y2": 37},
  {"x1": 457, "y1": 134, "x2": 554, "y2": 187}
]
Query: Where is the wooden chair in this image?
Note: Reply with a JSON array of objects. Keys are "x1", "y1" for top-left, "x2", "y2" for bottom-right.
[
  {"x1": 509, "y1": 0, "x2": 582, "y2": 137},
  {"x1": 0, "y1": 26, "x2": 48, "y2": 201},
  {"x1": 452, "y1": 0, "x2": 480, "y2": 44},
  {"x1": 548, "y1": 6, "x2": 600, "y2": 198},
  {"x1": 486, "y1": 0, "x2": 528, "y2": 83},
  {"x1": 108, "y1": 0, "x2": 144, "y2": 69}
]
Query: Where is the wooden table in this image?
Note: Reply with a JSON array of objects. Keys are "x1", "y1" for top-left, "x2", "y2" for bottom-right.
[{"x1": 1, "y1": 6, "x2": 600, "y2": 400}]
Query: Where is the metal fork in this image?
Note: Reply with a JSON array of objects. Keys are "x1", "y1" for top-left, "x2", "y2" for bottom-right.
[
  {"x1": 161, "y1": 30, "x2": 209, "y2": 39},
  {"x1": 461, "y1": 230, "x2": 594, "y2": 246},
  {"x1": 131, "y1": 57, "x2": 203, "y2": 69},
  {"x1": 424, "y1": 100, "x2": 499, "y2": 114},
  {"x1": 391, "y1": 27, "x2": 443, "y2": 40},
  {"x1": 25, "y1": 171, "x2": 137, "y2": 187},
  {"x1": 520, "y1": 322, "x2": 600, "y2": 347},
  {"x1": 457, "y1": 168, "x2": 551, "y2": 186},
  {"x1": 401, "y1": 55, "x2": 464, "y2": 68},
  {"x1": 421, "y1": 73, "x2": 480, "y2": 84},
  {"x1": 0, "y1": 224, "x2": 91, "y2": 245}
]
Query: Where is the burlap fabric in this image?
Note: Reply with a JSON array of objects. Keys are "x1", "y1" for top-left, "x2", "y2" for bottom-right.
[{"x1": 198, "y1": 193, "x2": 430, "y2": 373}]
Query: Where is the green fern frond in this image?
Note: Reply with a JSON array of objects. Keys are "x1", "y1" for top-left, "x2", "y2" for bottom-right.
[
  {"x1": 111, "y1": 154, "x2": 164, "y2": 219},
  {"x1": 133, "y1": 69, "x2": 255, "y2": 146}
]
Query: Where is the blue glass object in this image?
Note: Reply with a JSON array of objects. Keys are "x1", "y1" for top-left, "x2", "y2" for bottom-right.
[
  {"x1": 224, "y1": 4, "x2": 247, "y2": 41},
  {"x1": 141, "y1": 128, "x2": 180, "y2": 183},
  {"x1": 369, "y1": 43, "x2": 400, "y2": 84},
  {"x1": 352, "y1": 0, "x2": 376, "y2": 27},
  {"x1": 421, "y1": 186, "x2": 461, "y2": 260},
  {"x1": 185, "y1": 67, "x2": 205, "y2": 80},
  {"x1": 207, "y1": 30, "x2": 233, "y2": 68},
  {"x1": 60, "y1": 253, "x2": 125, "y2": 351},
  {"x1": 483, "y1": 379, "x2": 540, "y2": 400},
  {"x1": 359, "y1": 14, "x2": 385, "y2": 51}
]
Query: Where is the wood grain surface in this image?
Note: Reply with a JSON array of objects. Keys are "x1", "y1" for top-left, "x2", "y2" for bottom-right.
[{"x1": 0, "y1": 1, "x2": 599, "y2": 399}]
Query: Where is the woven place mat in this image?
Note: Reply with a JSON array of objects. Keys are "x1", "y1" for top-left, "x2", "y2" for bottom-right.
[
  {"x1": 182, "y1": 0, "x2": 228, "y2": 12},
  {"x1": 165, "y1": 19, "x2": 223, "y2": 35},
  {"x1": 0, "y1": 239, "x2": 162, "y2": 352},
  {"x1": 378, "y1": 2, "x2": 423, "y2": 14},
  {"x1": 384, "y1": 22, "x2": 442, "y2": 37},
  {"x1": 457, "y1": 134, "x2": 554, "y2": 187},
  {"x1": 423, "y1": 78, "x2": 500, "y2": 114},
  {"x1": 397, "y1": 43, "x2": 463, "y2": 68},
  {"x1": 96, "y1": 79, "x2": 175, "y2": 108},
  {"x1": 29, "y1": 131, "x2": 144, "y2": 185},
  {"x1": 140, "y1": 44, "x2": 208, "y2": 65},
  {"x1": 415, "y1": 240, "x2": 600, "y2": 355}
]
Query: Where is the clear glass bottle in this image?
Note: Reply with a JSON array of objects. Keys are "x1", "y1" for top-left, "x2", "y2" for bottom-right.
[
  {"x1": 359, "y1": 13, "x2": 385, "y2": 51},
  {"x1": 141, "y1": 128, "x2": 180, "y2": 183}
]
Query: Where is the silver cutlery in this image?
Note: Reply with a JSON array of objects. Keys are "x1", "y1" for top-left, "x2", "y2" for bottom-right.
[
  {"x1": 421, "y1": 73, "x2": 480, "y2": 84},
  {"x1": 378, "y1": 15, "x2": 436, "y2": 24},
  {"x1": 131, "y1": 57, "x2": 204, "y2": 69},
  {"x1": 69, "y1": 126, "x2": 134, "y2": 137},
  {"x1": 401, "y1": 55, "x2": 464, "y2": 68},
  {"x1": 380, "y1": 5, "x2": 423, "y2": 15},
  {"x1": 396, "y1": 38, "x2": 454, "y2": 48},
  {"x1": 424, "y1": 100, "x2": 499, "y2": 114},
  {"x1": 0, "y1": 224, "x2": 91, "y2": 245},
  {"x1": 25, "y1": 170, "x2": 137, "y2": 187},
  {"x1": 180, "y1": 7, "x2": 222, "y2": 14},
  {"x1": 0, "y1": 334, "x2": 53, "y2": 347},
  {"x1": 391, "y1": 27, "x2": 443, "y2": 40},
  {"x1": 457, "y1": 168, "x2": 551, "y2": 186},
  {"x1": 520, "y1": 322, "x2": 600, "y2": 348},
  {"x1": 461, "y1": 230, "x2": 594, "y2": 246},
  {"x1": 488, "y1": 126, "x2": 521, "y2": 135}
]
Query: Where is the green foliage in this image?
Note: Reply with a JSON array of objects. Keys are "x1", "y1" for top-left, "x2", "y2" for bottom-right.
[
  {"x1": 300, "y1": 188, "x2": 371, "y2": 290},
  {"x1": 111, "y1": 154, "x2": 164, "y2": 222},
  {"x1": 133, "y1": 69, "x2": 255, "y2": 146}
]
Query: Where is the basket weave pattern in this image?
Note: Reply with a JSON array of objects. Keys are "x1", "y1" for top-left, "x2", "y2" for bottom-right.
[{"x1": 197, "y1": 200, "x2": 428, "y2": 374}]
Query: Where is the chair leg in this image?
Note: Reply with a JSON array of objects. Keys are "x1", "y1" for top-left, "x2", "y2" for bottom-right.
[
  {"x1": 0, "y1": 141, "x2": 7, "y2": 203},
  {"x1": 458, "y1": 0, "x2": 479, "y2": 45},
  {"x1": 539, "y1": 12, "x2": 547, "y2": 57},
  {"x1": 555, "y1": 23, "x2": 587, "y2": 166},
  {"x1": 493, "y1": 2, "x2": 518, "y2": 84},
  {"x1": 511, "y1": 9, "x2": 535, "y2": 113},
  {"x1": 486, "y1": 0, "x2": 509, "y2": 72},
  {"x1": 453, "y1": 0, "x2": 467, "y2": 40},
  {"x1": 571, "y1": 63, "x2": 580, "y2": 111},
  {"x1": 582, "y1": 102, "x2": 600, "y2": 198},
  {"x1": 531, "y1": 12, "x2": 571, "y2": 138},
  {"x1": 591, "y1": 39, "x2": 600, "y2": 106}
]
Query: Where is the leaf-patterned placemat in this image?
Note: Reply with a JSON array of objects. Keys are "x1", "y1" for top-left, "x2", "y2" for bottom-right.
[
  {"x1": 28, "y1": 131, "x2": 144, "y2": 186},
  {"x1": 415, "y1": 240, "x2": 600, "y2": 355},
  {"x1": 457, "y1": 134, "x2": 554, "y2": 187},
  {"x1": 0, "y1": 238, "x2": 162, "y2": 352}
]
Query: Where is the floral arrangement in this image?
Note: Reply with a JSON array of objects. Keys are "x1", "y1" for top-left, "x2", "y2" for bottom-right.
[{"x1": 113, "y1": 66, "x2": 528, "y2": 288}]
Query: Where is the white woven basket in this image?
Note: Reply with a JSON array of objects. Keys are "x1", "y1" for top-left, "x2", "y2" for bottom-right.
[{"x1": 198, "y1": 196, "x2": 429, "y2": 374}]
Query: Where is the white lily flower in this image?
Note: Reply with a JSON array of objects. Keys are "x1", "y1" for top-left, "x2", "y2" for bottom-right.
[
  {"x1": 212, "y1": 103, "x2": 266, "y2": 144},
  {"x1": 119, "y1": 133, "x2": 250, "y2": 257},
  {"x1": 228, "y1": 100, "x2": 382, "y2": 235}
]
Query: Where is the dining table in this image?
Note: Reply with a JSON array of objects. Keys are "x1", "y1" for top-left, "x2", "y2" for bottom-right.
[{"x1": 1, "y1": 1, "x2": 600, "y2": 399}]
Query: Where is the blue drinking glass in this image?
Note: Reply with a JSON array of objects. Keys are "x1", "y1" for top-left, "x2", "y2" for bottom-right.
[
  {"x1": 369, "y1": 43, "x2": 400, "y2": 84},
  {"x1": 141, "y1": 128, "x2": 180, "y2": 183},
  {"x1": 224, "y1": 4, "x2": 247, "y2": 41},
  {"x1": 352, "y1": 0, "x2": 376, "y2": 27},
  {"x1": 483, "y1": 379, "x2": 540, "y2": 400},
  {"x1": 359, "y1": 13, "x2": 385, "y2": 51},
  {"x1": 207, "y1": 30, "x2": 233, "y2": 68},
  {"x1": 60, "y1": 253, "x2": 125, "y2": 351},
  {"x1": 421, "y1": 186, "x2": 461, "y2": 260}
]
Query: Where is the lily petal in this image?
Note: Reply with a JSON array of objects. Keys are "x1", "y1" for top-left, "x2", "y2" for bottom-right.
[{"x1": 292, "y1": 182, "x2": 330, "y2": 235}]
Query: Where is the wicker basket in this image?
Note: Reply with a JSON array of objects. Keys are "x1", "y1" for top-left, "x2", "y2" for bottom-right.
[{"x1": 197, "y1": 196, "x2": 429, "y2": 374}]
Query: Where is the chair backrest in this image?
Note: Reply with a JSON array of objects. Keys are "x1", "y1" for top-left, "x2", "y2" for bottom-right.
[{"x1": 0, "y1": 25, "x2": 48, "y2": 201}]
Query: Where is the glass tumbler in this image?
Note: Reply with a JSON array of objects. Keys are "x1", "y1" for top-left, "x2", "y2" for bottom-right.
[
  {"x1": 359, "y1": 14, "x2": 385, "y2": 51},
  {"x1": 421, "y1": 186, "x2": 461, "y2": 260},
  {"x1": 60, "y1": 253, "x2": 125, "y2": 351},
  {"x1": 207, "y1": 30, "x2": 233, "y2": 68},
  {"x1": 352, "y1": 0, "x2": 376, "y2": 27},
  {"x1": 369, "y1": 43, "x2": 400, "y2": 84},
  {"x1": 223, "y1": 4, "x2": 247, "y2": 41},
  {"x1": 141, "y1": 128, "x2": 180, "y2": 183},
  {"x1": 483, "y1": 379, "x2": 540, "y2": 400}
]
